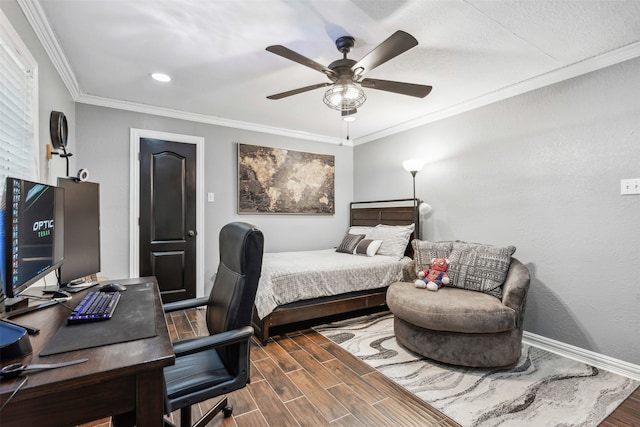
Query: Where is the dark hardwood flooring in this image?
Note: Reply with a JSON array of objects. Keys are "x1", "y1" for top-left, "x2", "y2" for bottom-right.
[{"x1": 80, "y1": 308, "x2": 639, "y2": 426}]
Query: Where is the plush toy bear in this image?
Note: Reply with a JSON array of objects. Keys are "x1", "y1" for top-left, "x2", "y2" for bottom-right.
[{"x1": 415, "y1": 257, "x2": 450, "y2": 291}]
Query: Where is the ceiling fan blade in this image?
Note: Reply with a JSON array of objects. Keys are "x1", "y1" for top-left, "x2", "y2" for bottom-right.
[
  {"x1": 267, "y1": 83, "x2": 332, "y2": 100},
  {"x1": 266, "y1": 45, "x2": 336, "y2": 77},
  {"x1": 361, "y1": 78, "x2": 432, "y2": 98},
  {"x1": 351, "y1": 30, "x2": 418, "y2": 75}
]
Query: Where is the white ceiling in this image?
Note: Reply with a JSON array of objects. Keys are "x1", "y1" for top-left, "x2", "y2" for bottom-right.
[{"x1": 23, "y1": 0, "x2": 640, "y2": 144}]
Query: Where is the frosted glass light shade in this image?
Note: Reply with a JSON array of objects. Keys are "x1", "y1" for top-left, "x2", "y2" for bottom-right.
[
  {"x1": 403, "y1": 159, "x2": 425, "y2": 173},
  {"x1": 419, "y1": 202, "x2": 433, "y2": 215}
]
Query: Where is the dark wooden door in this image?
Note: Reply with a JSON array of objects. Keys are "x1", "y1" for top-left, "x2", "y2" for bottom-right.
[{"x1": 139, "y1": 138, "x2": 197, "y2": 302}]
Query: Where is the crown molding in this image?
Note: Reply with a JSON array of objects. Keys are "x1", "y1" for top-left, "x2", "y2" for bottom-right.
[
  {"x1": 20, "y1": 1, "x2": 349, "y2": 146},
  {"x1": 18, "y1": 0, "x2": 81, "y2": 99},
  {"x1": 76, "y1": 94, "x2": 350, "y2": 146},
  {"x1": 22, "y1": 0, "x2": 640, "y2": 147},
  {"x1": 354, "y1": 41, "x2": 640, "y2": 145}
]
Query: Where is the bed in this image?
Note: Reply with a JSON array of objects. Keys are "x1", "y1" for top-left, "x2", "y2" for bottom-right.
[{"x1": 252, "y1": 199, "x2": 418, "y2": 344}]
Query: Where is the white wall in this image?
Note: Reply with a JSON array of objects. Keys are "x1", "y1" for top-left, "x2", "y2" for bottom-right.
[
  {"x1": 75, "y1": 104, "x2": 353, "y2": 291},
  {"x1": 354, "y1": 57, "x2": 640, "y2": 365}
]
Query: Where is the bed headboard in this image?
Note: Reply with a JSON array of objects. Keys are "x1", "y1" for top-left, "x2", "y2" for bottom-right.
[{"x1": 350, "y1": 199, "x2": 419, "y2": 257}]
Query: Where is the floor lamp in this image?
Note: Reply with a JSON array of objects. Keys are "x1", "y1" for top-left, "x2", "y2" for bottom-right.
[{"x1": 403, "y1": 159, "x2": 425, "y2": 239}]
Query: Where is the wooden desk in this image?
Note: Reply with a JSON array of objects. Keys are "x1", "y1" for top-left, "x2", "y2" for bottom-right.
[{"x1": 0, "y1": 277, "x2": 175, "y2": 427}]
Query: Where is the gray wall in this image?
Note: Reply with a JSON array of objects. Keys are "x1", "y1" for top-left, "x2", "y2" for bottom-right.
[
  {"x1": 75, "y1": 104, "x2": 353, "y2": 291},
  {"x1": 2, "y1": 0, "x2": 76, "y2": 182},
  {"x1": 6, "y1": 0, "x2": 638, "y2": 366},
  {"x1": 355, "y1": 57, "x2": 640, "y2": 365}
]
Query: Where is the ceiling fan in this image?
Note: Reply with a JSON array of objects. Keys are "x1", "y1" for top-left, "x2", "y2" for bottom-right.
[{"x1": 265, "y1": 30, "x2": 432, "y2": 116}]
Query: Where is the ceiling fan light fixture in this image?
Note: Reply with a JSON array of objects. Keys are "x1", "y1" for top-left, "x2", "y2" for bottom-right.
[{"x1": 323, "y1": 80, "x2": 366, "y2": 111}]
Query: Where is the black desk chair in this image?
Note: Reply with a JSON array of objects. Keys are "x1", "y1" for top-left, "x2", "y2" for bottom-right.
[
  {"x1": 113, "y1": 222, "x2": 264, "y2": 427},
  {"x1": 163, "y1": 222, "x2": 264, "y2": 426}
]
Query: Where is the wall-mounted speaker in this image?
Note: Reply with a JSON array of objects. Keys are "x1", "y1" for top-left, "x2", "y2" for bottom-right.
[{"x1": 50, "y1": 111, "x2": 68, "y2": 149}]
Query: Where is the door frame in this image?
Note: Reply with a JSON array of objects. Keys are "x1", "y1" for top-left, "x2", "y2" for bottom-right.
[{"x1": 129, "y1": 128, "x2": 205, "y2": 298}]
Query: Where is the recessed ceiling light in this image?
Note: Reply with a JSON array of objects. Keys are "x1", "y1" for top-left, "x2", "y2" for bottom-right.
[{"x1": 151, "y1": 72, "x2": 171, "y2": 82}]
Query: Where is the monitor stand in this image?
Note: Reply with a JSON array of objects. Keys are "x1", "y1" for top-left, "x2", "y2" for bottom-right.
[
  {"x1": 62, "y1": 279, "x2": 100, "y2": 293},
  {"x1": 4, "y1": 295, "x2": 29, "y2": 310}
]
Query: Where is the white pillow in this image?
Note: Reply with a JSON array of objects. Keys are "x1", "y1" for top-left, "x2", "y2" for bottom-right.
[
  {"x1": 348, "y1": 226, "x2": 375, "y2": 235},
  {"x1": 366, "y1": 224, "x2": 415, "y2": 259},
  {"x1": 354, "y1": 239, "x2": 383, "y2": 257}
]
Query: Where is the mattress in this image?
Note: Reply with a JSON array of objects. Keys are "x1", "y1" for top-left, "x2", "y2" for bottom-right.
[{"x1": 254, "y1": 248, "x2": 409, "y2": 319}]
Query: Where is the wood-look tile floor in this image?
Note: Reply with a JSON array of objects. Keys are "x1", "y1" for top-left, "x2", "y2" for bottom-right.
[{"x1": 80, "y1": 308, "x2": 639, "y2": 426}]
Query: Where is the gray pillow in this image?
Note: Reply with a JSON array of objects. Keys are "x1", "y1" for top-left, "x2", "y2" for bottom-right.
[
  {"x1": 412, "y1": 240, "x2": 453, "y2": 274},
  {"x1": 336, "y1": 233, "x2": 365, "y2": 254},
  {"x1": 446, "y1": 242, "x2": 516, "y2": 299}
]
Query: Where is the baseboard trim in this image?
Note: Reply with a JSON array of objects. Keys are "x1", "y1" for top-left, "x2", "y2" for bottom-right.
[{"x1": 523, "y1": 332, "x2": 640, "y2": 381}]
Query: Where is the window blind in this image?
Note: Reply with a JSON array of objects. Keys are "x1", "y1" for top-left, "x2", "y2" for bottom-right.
[{"x1": 1, "y1": 9, "x2": 38, "y2": 191}]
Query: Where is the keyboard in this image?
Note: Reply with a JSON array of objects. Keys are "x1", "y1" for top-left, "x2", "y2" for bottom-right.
[{"x1": 67, "y1": 291, "x2": 121, "y2": 324}]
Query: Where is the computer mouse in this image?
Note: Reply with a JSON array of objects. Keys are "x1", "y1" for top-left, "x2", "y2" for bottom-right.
[{"x1": 99, "y1": 283, "x2": 126, "y2": 292}]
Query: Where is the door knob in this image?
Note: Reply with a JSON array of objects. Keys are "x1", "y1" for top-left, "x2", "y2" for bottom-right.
[{"x1": 188, "y1": 230, "x2": 197, "y2": 237}]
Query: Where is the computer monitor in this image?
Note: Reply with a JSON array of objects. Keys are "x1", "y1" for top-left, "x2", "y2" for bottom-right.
[
  {"x1": 56, "y1": 177, "x2": 101, "y2": 287},
  {"x1": 1, "y1": 177, "x2": 64, "y2": 306}
]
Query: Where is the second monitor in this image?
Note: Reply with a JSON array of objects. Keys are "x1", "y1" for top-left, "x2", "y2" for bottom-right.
[{"x1": 57, "y1": 177, "x2": 101, "y2": 288}]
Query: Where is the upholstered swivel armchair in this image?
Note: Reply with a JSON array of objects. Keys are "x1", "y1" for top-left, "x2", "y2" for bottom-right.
[
  {"x1": 388, "y1": 257, "x2": 530, "y2": 368},
  {"x1": 113, "y1": 222, "x2": 264, "y2": 427}
]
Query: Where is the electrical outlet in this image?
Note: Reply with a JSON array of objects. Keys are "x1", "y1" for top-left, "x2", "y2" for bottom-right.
[
  {"x1": 620, "y1": 178, "x2": 640, "y2": 195},
  {"x1": 207, "y1": 192, "x2": 215, "y2": 202}
]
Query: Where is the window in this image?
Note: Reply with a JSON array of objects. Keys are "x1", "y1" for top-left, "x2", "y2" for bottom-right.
[{"x1": 1, "y1": 8, "x2": 39, "y2": 191}]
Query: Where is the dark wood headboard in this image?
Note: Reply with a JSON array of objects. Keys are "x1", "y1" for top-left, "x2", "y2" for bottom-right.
[{"x1": 350, "y1": 199, "x2": 418, "y2": 257}]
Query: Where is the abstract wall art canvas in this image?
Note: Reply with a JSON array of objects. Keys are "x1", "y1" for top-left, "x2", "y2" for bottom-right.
[{"x1": 238, "y1": 144, "x2": 335, "y2": 214}]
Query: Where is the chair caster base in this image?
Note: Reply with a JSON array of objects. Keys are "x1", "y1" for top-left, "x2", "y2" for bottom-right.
[{"x1": 223, "y1": 405, "x2": 233, "y2": 418}]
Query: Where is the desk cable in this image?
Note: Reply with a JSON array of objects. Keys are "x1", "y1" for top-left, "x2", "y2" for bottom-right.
[
  {"x1": 0, "y1": 376, "x2": 28, "y2": 412},
  {"x1": 15, "y1": 293, "x2": 67, "y2": 303},
  {"x1": 4, "y1": 298, "x2": 74, "y2": 320}
]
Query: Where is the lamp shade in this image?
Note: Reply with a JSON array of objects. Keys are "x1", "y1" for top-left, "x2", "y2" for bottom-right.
[
  {"x1": 402, "y1": 159, "x2": 425, "y2": 173},
  {"x1": 419, "y1": 202, "x2": 432, "y2": 215}
]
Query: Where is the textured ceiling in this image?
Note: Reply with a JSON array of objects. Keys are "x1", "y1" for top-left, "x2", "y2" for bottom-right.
[{"x1": 26, "y1": 0, "x2": 640, "y2": 144}]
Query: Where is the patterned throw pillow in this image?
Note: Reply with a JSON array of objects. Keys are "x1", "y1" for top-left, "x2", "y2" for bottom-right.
[
  {"x1": 366, "y1": 224, "x2": 415, "y2": 259},
  {"x1": 336, "y1": 233, "x2": 365, "y2": 254},
  {"x1": 412, "y1": 240, "x2": 453, "y2": 275},
  {"x1": 354, "y1": 239, "x2": 383, "y2": 257},
  {"x1": 446, "y1": 242, "x2": 516, "y2": 299}
]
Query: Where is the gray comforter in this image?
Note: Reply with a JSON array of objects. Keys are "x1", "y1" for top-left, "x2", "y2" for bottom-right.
[{"x1": 254, "y1": 249, "x2": 409, "y2": 319}]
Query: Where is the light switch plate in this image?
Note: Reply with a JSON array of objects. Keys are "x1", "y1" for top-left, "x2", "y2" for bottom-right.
[
  {"x1": 620, "y1": 179, "x2": 640, "y2": 195},
  {"x1": 207, "y1": 192, "x2": 215, "y2": 202}
]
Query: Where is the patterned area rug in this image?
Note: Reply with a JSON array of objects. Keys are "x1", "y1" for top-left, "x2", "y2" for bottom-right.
[{"x1": 315, "y1": 312, "x2": 639, "y2": 427}]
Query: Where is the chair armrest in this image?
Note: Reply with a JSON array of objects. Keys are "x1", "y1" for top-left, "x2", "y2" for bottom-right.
[
  {"x1": 163, "y1": 296, "x2": 210, "y2": 313},
  {"x1": 172, "y1": 326, "x2": 254, "y2": 357},
  {"x1": 501, "y1": 258, "x2": 531, "y2": 315}
]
